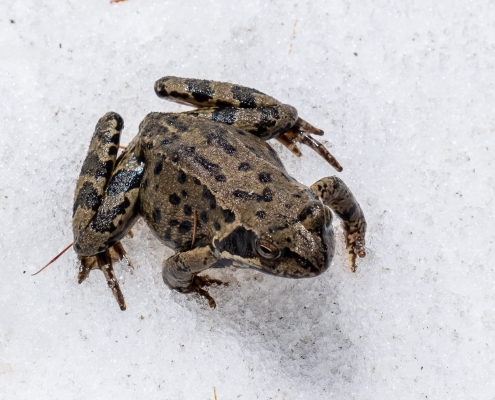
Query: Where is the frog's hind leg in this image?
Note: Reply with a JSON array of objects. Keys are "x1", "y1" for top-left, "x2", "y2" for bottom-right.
[
  {"x1": 154, "y1": 77, "x2": 298, "y2": 141},
  {"x1": 162, "y1": 246, "x2": 227, "y2": 308},
  {"x1": 154, "y1": 77, "x2": 341, "y2": 169},
  {"x1": 311, "y1": 176, "x2": 366, "y2": 272},
  {"x1": 73, "y1": 112, "x2": 144, "y2": 310}
]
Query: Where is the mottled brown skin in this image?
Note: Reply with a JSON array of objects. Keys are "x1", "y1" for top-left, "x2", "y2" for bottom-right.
[{"x1": 72, "y1": 77, "x2": 367, "y2": 310}]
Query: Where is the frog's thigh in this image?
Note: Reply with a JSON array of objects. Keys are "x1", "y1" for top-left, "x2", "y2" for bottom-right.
[
  {"x1": 311, "y1": 176, "x2": 367, "y2": 270},
  {"x1": 155, "y1": 76, "x2": 280, "y2": 108},
  {"x1": 73, "y1": 113, "x2": 144, "y2": 256},
  {"x1": 162, "y1": 246, "x2": 217, "y2": 290}
]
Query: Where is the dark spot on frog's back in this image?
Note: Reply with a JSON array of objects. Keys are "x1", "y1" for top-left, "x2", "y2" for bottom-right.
[
  {"x1": 200, "y1": 211, "x2": 209, "y2": 223},
  {"x1": 215, "y1": 174, "x2": 226, "y2": 182},
  {"x1": 221, "y1": 208, "x2": 236, "y2": 223},
  {"x1": 238, "y1": 162, "x2": 250, "y2": 171},
  {"x1": 202, "y1": 186, "x2": 216, "y2": 209},
  {"x1": 256, "y1": 210, "x2": 266, "y2": 219},
  {"x1": 169, "y1": 193, "x2": 181, "y2": 205},
  {"x1": 178, "y1": 220, "x2": 192, "y2": 234},
  {"x1": 205, "y1": 131, "x2": 237, "y2": 155},
  {"x1": 165, "y1": 115, "x2": 188, "y2": 132},
  {"x1": 177, "y1": 169, "x2": 187, "y2": 184},
  {"x1": 258, "y1": 172, "x2": 272, "y2": 183},
  {"x1": 194, "y1": 155, "x2": 219, "y2": 172},
  {"x1": 154, "y1": 161, "x2": 163, "y2": 175},
  {"x1": 152, "y1": 207, "x2": 161, "y2": 223},
  {"x1": 185, "y1": 79, "x2": 214, "y2": 103},
  {"x1": 183, "y1": 204, "x2": 193, "y2": 216},
  {"x1": 263, "y1": 187, "x2": 273, "y2": 202}
]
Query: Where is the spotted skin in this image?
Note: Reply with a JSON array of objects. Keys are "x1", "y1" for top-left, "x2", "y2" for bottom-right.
[{"x1": 72, "y1": 77, "x2": 367, "y2": 310}]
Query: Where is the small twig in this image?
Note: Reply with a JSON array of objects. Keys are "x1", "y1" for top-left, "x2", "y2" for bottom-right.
[
  {"x1": 213, "y1": 387, "x2": 218, "y2": 400},
  {"x1": 191, "y1": 209, "x2": 198, "y2": 248},
  {"x1": 32, "y1": 242, "x2": 73, "y2": 276}
]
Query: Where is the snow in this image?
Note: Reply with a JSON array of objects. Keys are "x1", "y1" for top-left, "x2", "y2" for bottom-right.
[{"x1": 1, "y1": 0, "x2": 494, "y2": 398}]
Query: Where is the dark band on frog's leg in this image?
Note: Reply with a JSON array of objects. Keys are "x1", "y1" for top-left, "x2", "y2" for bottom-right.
[
  {"x1": 154, "y1": 77, "x2": 280, "y2": 108},
  {"x1": 311, "y1": 176, "x2": 366, "y2": 271},
  {"x1": 275, "y1": 117, "x2": 343, "y2": 171},
  {"x1": 73, "y1": 112, "x2": 123, "y2": 235},
  {"x1": 184, "y1": 105, "x2": 298, "y2": 140}
]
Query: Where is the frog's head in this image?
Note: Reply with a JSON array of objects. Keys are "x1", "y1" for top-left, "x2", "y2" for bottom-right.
[{"x1": 214, "y1": 201, "x2": 335, "y2": 278}]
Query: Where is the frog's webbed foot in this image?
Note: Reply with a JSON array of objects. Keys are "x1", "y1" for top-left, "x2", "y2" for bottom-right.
[
  {"x1": 78, "y1": 242, "x2": 130, "y2": 311},
  {"x1": 179, "y1": 275, "x2": 227, "y2": 308},
  {"x1": 276, "y1": 117, "x2": 343, "y2": 172}
]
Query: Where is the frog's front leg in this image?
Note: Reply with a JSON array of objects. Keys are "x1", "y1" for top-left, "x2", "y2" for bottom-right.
[
  {"x1": 73, "y1": 112, "x2": 144, "y2": 310},
  {"x1": 311, "y1": 177, "x2": 367, "y2": 272},
  {"x1": 154, "y1": 77, "x2": 342, "y2": 170},
  {"x1": 162, "y1": 246, "x2": 224, "y2": 308}
]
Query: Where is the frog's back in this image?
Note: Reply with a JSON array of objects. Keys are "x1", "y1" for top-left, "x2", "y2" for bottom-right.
[{"x1": 137, "y1": 112, "x2": 315, "y2": 250}]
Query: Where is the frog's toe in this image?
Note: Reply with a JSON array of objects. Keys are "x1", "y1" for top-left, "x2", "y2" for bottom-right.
[
  {"x1": 345, "y1": 231, "x2": 366, "y2": 272},
  {"x1": 77, "y1": 255, "x2": 99, "y2": 283},
  {"x1": 108, "y1": 242, "x2": 134, "y2": 270},
  {"x1": 78, "y1": 252, "x2": 127, "y2": 311},
  {"x1": 185, "y1": 275, "x2": 227, "y2": 308},
  {"x1": 293, "y1": 117, "x2": 324, "y2": 136},
  {"x1": 276, "y1": 121, "x2": 343, "y2": 171}
]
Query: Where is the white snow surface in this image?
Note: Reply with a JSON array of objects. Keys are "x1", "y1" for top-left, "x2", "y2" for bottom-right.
[{"x1": 1, "y1": 1, "x2": 494, "y2": 399}]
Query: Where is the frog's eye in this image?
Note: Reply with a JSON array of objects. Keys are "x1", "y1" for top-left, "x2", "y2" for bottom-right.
[{"x1": 255, "y1": 239, "x2": 281, "y2": 260}]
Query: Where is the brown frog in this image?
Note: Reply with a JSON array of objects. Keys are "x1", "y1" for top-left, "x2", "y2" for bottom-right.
[{"x1": 72, "y1": 77, "x2": 367, "y2": 310}]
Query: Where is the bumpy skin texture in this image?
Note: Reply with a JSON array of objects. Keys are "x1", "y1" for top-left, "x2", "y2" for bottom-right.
[{"x1": 72, "y1": 77, "x2": 367, "y2": 310}]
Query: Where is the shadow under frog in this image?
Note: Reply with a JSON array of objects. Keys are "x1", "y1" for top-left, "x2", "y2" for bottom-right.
[{"x1": 72, "y1": 76, "x2": 367, "y2": 310}]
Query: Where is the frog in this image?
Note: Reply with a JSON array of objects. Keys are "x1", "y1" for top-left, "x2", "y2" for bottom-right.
[{"x1": 72, "y1": 76, "x2": 367, "y2": 310}]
